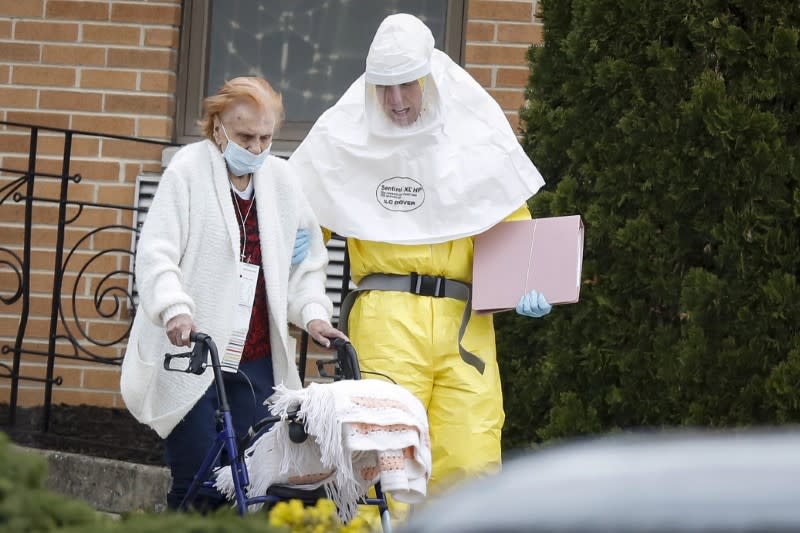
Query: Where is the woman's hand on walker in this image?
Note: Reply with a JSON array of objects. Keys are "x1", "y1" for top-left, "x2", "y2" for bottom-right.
[
  {"x1": 306, "y1": 319, "x2": 349, "y2": 348},
  {"x1": 166, "y1": 313, "x2": 196, "y2": 347}
]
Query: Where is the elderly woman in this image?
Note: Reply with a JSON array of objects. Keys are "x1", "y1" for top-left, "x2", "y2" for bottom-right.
[{"x1": 121, "y1": 76, "x2": 345, "y2": 510}]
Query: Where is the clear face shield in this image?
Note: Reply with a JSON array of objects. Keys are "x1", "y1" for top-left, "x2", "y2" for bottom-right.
[{"x1": 364, "y1": 73, "x2": 441, "y2": 138}]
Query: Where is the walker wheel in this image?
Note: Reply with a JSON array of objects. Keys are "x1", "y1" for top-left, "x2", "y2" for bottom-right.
[{"x1": 288, "y1": 420, "x2": 308, "y2": 443}]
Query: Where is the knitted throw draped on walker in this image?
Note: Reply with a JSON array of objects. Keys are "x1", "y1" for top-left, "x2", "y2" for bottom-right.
[{"x1": 214, "y1": 379, "x2": 432, "y2": 522}]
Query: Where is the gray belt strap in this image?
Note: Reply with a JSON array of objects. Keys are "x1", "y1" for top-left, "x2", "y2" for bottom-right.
[{"x1": 337, "y1": 273, "x2": 485, "y2": 374}]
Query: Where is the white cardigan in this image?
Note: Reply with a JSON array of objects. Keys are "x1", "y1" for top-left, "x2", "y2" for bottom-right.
[{"x1": 120, "y1": 140, "x2": 333, "y2": 438}]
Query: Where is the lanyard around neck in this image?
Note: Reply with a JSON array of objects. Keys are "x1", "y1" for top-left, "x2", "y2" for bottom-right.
[{"x1": 232, "y1": 193, "x2": 255, "y2": 262}]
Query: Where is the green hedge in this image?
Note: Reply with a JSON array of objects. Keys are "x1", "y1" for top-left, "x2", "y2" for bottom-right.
[
  {"x1": 499, "y1": 0, "x2": 800, "y2": 450},
  {"x1": 0, "y1": 432, "x2": 105, "y2": 532},
  {"x1": 0, "y1": 433, "x2": 377, "y2": 533}
]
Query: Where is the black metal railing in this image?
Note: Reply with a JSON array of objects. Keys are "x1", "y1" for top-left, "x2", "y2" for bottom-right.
[{"x1": 0, "y1": 120, "x2": 178, "y2": 430}]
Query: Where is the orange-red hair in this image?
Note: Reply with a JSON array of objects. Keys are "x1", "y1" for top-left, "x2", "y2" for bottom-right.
[{"x1": 199, "y1": 77, "x2": 285, "y2": 140}]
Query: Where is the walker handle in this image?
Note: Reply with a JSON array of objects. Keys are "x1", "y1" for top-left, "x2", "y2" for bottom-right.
[
  {"x1": 317, "y1": 338, "x2": 361, "y2": 381},
  {"x1": 163, "y1": 332, "x2": 214, "y2": 375}
]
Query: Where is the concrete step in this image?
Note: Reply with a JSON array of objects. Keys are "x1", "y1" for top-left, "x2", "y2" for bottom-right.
[{"x1": 23, "y1": 446, "x2": 170, "y2": 514}]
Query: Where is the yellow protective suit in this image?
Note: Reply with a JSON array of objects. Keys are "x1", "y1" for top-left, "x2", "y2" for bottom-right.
[
  {"x1": 292, "y1": 15, "x2": 547, "y2": 520},
  {"x1": 345, "y1": 204, "x2": 531, "y2": 493}
]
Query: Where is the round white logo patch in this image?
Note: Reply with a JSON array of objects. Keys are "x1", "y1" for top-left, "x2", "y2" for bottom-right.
[{"x1": 376, "y1": 177, "x2": 425, "y2": 212}]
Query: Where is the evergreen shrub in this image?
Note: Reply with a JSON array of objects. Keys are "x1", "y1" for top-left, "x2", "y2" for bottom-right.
[
  {"x1": 0, "y1": 432, "x2": 101, "y2": 532},
  {"x1": 499, "y1": 0, "x2": 800, "y2": 450}
]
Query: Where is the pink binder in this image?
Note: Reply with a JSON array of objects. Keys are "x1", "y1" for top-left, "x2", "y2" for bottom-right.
[{"x1": 472, "y1": 215, "x2": 584, "y2": 313}]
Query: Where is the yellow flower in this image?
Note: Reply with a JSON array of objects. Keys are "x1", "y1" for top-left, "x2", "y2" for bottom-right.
[
  {"x1": 268, "y1": 501, "x2": 290, "y2": 527},
  {"x1": 266, "y1": 497, "x2": 383, "y2": 532}
]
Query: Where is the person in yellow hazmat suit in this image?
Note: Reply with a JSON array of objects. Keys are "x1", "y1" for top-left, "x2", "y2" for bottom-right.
[{"x1": 289, "y1": 13, "x2": 552, "y2": 496}]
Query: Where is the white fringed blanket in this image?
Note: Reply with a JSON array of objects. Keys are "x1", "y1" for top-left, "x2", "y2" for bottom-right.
[{"x1": 215, "y1": 379, "x2": 431, "y2": 521}]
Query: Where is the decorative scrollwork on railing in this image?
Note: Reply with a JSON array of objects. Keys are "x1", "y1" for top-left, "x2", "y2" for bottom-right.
[
  {"x1": 0, "y1": 248, "x2": 23, "y2": 306},
  {"x1": 56, "y1": 224, "x2": 138, "y2": 363},
  {"x1": 1, "y1": 174, "x2": 28, "y2": 306},
  {"x1": 62, "y1": 174, "x2": 87, "y2": 225},
  {"x1": 0, "y1": 173, "x2": 28, "y2": 205}
]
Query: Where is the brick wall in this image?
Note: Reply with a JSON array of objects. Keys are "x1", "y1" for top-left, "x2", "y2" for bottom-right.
[
  {"x1": 464, "y1": 0, "x2": 543, "y2": 132},
  {"x1": 0, "y1": 0, "x2": 543, "y2": 410},
  {"x1": 0, "y1": 0, "x2": 180, "y2": 409},
  {"x1": 0, "y1": 0, "x2": 179, "y2": 138}
]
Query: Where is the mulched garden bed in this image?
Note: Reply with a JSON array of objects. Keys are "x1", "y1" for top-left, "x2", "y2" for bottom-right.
[{"x1": 0, "y1": 403, "x2": 164, "y2": 466}]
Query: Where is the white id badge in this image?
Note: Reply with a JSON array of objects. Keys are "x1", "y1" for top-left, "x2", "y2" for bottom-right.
[{"x1": 221, "y1": 261, "x2": 260, "y2": 372}]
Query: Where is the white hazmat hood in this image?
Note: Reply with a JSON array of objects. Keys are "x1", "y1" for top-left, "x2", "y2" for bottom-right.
[{"x1": 290, "y1": 14, "x2": 545, "y2": 244}]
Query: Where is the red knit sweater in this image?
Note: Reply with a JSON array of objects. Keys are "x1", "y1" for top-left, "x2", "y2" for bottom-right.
[{"x1": 232, "y1": 192, "x2": 270, "y2": 362}]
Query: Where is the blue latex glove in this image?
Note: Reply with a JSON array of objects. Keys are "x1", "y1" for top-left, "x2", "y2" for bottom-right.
[
  {"x1": 291, "y1": 228, "x2": 310, "y2": 265},
  {"x1": 515, "y1": 289, "x2": 552, "y2": 318}
]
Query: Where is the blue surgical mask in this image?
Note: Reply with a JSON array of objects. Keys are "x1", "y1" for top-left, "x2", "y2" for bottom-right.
[{"x1": 219, "y1": 123, "x2": 271, "y2": 176}]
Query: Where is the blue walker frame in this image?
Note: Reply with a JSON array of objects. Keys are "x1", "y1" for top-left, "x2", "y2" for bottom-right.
[{"x1": 164, "y1": 332, "x2": 393, "y2": 531}]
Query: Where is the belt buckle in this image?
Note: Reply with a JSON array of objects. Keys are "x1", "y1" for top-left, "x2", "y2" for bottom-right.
[{"x1": 410, "y1": 273, "x2": 445, "y2": 297}]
